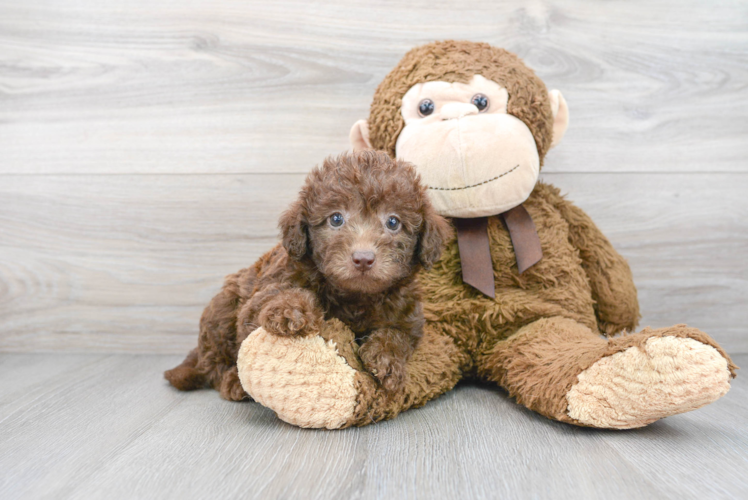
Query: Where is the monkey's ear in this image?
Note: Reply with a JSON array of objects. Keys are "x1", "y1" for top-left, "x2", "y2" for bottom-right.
[
  {"x1": 418, "y1": 209, "x2": 454, "y2": 270},
  {"x1": 349, "y1": 119, "x2": 372, "y2": 151},
  {"x1": 279, "y1": 200, "x2": 309, "y2": 260},
  {"x1": 548, "y1": 89, "x2": 569, "y2": 148}
]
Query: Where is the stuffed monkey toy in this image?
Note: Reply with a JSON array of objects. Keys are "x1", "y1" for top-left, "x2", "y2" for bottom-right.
[{"x1": 236, "y1": 41, "x2": 736, "y2": 429}]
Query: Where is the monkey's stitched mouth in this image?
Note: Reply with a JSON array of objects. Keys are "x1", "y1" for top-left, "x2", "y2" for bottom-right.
[{"x1": 426, "y1": 164, "x2": 520, "y2": 191}]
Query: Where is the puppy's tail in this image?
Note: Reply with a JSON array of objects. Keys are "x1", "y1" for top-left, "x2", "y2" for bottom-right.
[{"x1": 164, "y1": 348, "x2": 206, "y2": 391}]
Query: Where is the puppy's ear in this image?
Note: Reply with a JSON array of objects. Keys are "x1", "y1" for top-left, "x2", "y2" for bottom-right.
[
  {"x1": 279, "y1": 199, "x2": 309, "y2": 260},
  {"x1": 417, "y1": 207, "x2": 453, "y2": 270}
]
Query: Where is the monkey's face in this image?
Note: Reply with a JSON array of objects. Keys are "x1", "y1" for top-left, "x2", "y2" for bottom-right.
[
  {"x1": 396, "y1": 75, "x2": 538, "y2": 217},
  {"x1": 350, "y1": 52, "x2": 569, "y2": 218}
]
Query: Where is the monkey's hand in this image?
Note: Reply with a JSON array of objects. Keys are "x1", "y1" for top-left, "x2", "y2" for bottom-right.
[{"x1": 259, "y1": 288, "x2": 323, "y2": 338}]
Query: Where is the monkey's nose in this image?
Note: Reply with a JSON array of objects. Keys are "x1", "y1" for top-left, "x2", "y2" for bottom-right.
[
  {"x1": 440, "y1": 102, "x2": 479, "y2": 120},
  {"x1": 352, "y1": 251, "x2": 376, "y2": 271}
]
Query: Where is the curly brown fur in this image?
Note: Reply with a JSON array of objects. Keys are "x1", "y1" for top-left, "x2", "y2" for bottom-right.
[{"x1": 165, "y1": 151, "x2": 452, "y2": 398}]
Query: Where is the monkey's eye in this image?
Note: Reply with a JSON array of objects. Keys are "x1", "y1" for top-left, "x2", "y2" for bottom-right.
[
  {"x1": 418, "y1": 99, "x2": 435, "y2": 117},
  {"x1": 385, "y1": 216, "x2": 401, "y2": 231},
  {"x1": 329, "y1": 212, "x2": 345, "y2": 228},
  {"x1": 471, "y1": 94, "x2": 489, "y2": 112}
]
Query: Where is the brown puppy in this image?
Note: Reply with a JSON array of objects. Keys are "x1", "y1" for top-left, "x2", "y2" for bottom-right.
[{"x1": 165, "y1": 151, "x2": 452, "y2": 399}]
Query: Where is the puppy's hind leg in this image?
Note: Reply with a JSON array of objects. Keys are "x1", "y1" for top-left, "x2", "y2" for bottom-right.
[
  {"x1": 219, "y1": 366, "x2": 249, "y2": 401},
  {"x1": 164, "y1": 348, "x2": 206, "y2": 391},
  {"x1": 165, "y1": 349, "x2": 250, "y2": 401}
]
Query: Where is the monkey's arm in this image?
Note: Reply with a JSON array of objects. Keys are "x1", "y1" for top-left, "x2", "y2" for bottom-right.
[{"x1": 547, "y1": 187, "x2": 640, "y2": 334}]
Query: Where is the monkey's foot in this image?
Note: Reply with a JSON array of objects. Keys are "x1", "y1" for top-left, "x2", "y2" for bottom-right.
[
  {"x1": 566, "y1": 329, "x2": 735, "y2": 429},
  {"x1": 237, "y1": 325, "x2": 360, "y2": 429}
]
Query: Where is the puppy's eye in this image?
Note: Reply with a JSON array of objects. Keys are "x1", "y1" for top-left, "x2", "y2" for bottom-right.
[
  {"x1": 329, "y1": 212, "x2": 345, "y2": 227},
  {"x1": 418, "y1": 99, "x2": 435, "y2": 117},
  {"x1": 471, "y1": 94, "x2": 489, "y2": 112},
  {"x1": 385, "y1": 216, "x2": 401, "y2": 231}
]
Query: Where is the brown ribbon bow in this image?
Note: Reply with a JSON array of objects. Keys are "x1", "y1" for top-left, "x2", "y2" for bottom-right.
[{"x1": 453, "y1": 204, "x2": 543, "y2": 298}]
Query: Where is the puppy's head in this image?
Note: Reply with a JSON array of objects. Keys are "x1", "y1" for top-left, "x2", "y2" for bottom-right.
[{"x1": 280, "y1": 151, "x2": 453, "y2": 294}]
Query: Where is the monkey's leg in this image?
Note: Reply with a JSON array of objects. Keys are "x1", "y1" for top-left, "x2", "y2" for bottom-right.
[
  {"x1": 237, "y1": 320, "x2": 466, "y2": 429},
  {"x1": 477, "y1": 316, "x2": 737, "y2": 429}
]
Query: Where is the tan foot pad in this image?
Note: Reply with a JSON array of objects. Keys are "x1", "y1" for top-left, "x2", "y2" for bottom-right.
[
  {"x1": 237, "y1": 327, "x2": 358, "y2": 429},
  {"x1": 566, "y1": 336, "x2": 731, "y2": 429}
]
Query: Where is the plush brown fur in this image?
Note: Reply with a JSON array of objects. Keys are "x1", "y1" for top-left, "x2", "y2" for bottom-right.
[
  {"x1": 242, "y1": 40, "x2": 735, "y2": 428},
  {"x1": 165, "y1": 151, "x2": 452, "y2": 397},
  {"x1": 328, "y1": 178, "x2": 652, "y2": 425}
]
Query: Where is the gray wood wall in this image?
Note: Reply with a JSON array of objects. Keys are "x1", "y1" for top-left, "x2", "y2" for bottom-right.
[{"x1": 1, "y1": 0, "x2": 746, "y2": 354}]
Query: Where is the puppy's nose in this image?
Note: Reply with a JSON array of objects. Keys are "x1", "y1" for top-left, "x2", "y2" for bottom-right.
[{"x1": 352, "y1": 251, "x2": 376, "y2": 271}]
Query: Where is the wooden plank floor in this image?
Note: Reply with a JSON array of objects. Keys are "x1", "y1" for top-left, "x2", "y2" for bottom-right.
[{"x1": 0, "y1": 353, "x2": 746, "y2": 500}]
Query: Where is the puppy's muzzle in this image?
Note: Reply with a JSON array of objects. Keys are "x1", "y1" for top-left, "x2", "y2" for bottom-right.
[{"x1": 352, "y1": 251, "x2": 376, "y2": 271}]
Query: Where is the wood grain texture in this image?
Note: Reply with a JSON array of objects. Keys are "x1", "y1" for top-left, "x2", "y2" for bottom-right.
[
  {"x1": 1, "y1": 172, "x2": 746, "y2": 354},
  {"x1": 0, "y1": 0, "x2": 746, "y2": 354},
  {"x1": 0, "y1": 0, "x2": 746, "y2": 174},
  {"x1": 0, "y1": 353, "x2": 746, "y2": 499}
]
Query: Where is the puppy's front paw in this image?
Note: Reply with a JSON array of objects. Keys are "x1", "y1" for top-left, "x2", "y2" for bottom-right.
[
  {"x1": 359, "y1": 344, "x2": 407, "y2": 393},
  {"x1": 259, "y1": 289, "x2": 322, "y2": 338}
]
